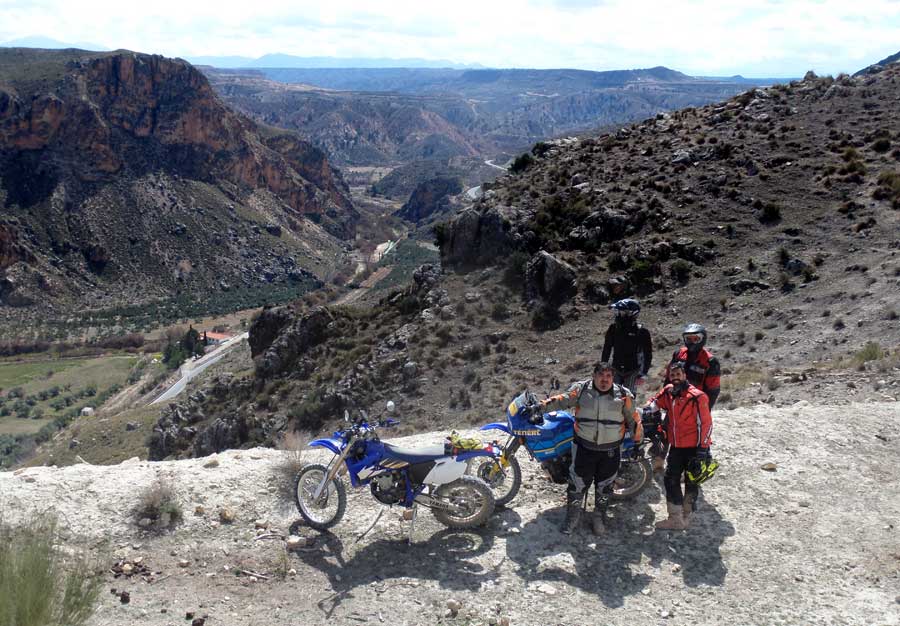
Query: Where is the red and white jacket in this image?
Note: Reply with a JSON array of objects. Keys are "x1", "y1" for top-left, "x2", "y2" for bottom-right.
[{"x1": 648, "y1": 383, "x2": 713, "y2": 449}]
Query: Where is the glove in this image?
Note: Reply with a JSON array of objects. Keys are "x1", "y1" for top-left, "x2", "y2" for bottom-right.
[{"x1": 695, "y1": 447, "x2": 711, "y2": 460}]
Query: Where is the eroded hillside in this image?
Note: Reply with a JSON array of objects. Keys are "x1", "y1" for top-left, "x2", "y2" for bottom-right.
[{"x1": 0, "y1": 49, "x2": 358, "y2": 335}]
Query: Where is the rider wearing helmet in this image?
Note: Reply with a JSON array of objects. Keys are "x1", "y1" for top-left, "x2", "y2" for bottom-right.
[
  {"x1": 664, "y1": 323, "x2": 721, "y2": 408},
  {"x1": 538, "y1": 361, "x2": 643, "y2": 536},
  {"x1": 645, "y1": 361, "x2": 713, "y2": 530},
  {"x1": 601, "y1": 299, "x2": 653, "y2": 396}
]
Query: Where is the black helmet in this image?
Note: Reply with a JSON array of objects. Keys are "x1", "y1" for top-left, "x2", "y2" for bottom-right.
[
  {"x1": 682, "y1": 323, "x2": 707, "y2": 354},
  {"x1": 610, "y1": 298, "x2": 641, "y2": 319}
]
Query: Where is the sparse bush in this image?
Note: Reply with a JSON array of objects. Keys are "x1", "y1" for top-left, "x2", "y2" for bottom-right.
[
  {"x1": 510, "y1": 152, "x2": 535, "y2": 174},
  {"x1": 531, "y1": 301, "x2": 562, "y2": 331},
  {"x1": 491, "y1": 302, "x2": 509, "y2": 321},
  {"x1": 0, "y1": 516, "x2": 102, "y2": 626},
  {"x1": 272, "y1": 430, "x2": 312, "y2": 503},
  {"x1": 871, "y1": 138, "x2": 891, "y2": 153},
  {"x1": 759, "y1": 202, "x2": 782, "y2": 223},
  {"x1": 873, "y1": 171, "x2": 900, "y2": 208},
  {"x1": 854, "y1": 341, "x2": 883, "y2": 364},
  {"x1": 833, "y1": 318, "x2": 845, "y2": 330},
  {"x1": 133, "y1": 479, "x2": 183, "y2": 532},
  {"x1": 670, "y1": 259, "x2": 692, "y2": 283}
]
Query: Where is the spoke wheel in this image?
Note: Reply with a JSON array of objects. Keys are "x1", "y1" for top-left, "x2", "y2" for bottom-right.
[
  {"x1": 431, "y1": 476, "x2": 495, "y2": 529},
  {"x1": 294, "y1": 463, "x2": 347, "y2": 530}
]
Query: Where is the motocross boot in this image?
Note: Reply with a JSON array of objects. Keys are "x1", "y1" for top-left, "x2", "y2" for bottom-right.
[
  {"x1": 682, "y1": 491, "x2": 697, "y2": 528},
  {"x1": 592, "y1": 489, "x2": 609, "y2": 536},
  {"x1": 561, "y1": 492, "x2": 582, "y2": 534},
  {"x1": 655, "y1": 502, "x2": 686, "y2": 531}
]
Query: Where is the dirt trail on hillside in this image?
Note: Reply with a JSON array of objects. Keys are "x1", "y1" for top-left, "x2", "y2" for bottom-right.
[{"x1": 2, "y1": 401, "x2": 898, "y2": 626}]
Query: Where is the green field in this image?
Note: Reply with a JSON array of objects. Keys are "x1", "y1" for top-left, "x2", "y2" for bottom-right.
[{"x1": 0, "y1": 355, "x2": 139, "y2": 437}]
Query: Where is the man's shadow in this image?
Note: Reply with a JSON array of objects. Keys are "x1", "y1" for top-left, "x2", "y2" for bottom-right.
[
  {"x1": 503, "y1": 486, "x2": 734, "y2": 607},
  {"x1": 289, "y1": 520, "x2": 501, "y2": 619}
]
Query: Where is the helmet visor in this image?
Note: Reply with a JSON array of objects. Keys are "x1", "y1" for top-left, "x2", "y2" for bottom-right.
[{"x1": 683, "y1": 333, "x2": 704, "y2": 344}]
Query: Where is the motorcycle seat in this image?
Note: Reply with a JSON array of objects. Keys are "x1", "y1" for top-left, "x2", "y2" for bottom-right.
[{"x1": 382, "y1": 443, "x2": 449, "y2": 464}]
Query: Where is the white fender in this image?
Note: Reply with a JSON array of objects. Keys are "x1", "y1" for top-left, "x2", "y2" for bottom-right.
[{"x1": 423, "y1": 457, "x2": 468, "y2": 486}]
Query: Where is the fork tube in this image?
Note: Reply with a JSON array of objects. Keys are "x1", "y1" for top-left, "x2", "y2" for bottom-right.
[{"x1": 314, "y1": 437, "x2": 352, "y2": 499}]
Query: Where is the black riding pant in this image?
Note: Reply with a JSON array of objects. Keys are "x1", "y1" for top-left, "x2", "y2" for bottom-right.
[
  {"x1": 664, "y1": 446, "x2": 699, "y2": 506},
  {"x1": 568, "y1": 441, "x2": 620, "y2": 498}
]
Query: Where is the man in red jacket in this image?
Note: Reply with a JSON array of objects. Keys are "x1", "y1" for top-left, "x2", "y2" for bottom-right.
[{"x1": 646, "y1": 361, "x2": 713, "y2": 530}]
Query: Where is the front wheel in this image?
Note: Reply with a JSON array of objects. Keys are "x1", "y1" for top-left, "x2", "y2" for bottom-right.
[
  {"x1": 432, "y1": 476, "x2": 495, "y2": 529},
  {"x1": 471, "y1": 454, "x2": 522, "y2": 507},
  {"x1": 294, "y1": 463, "x2": 347, "y2": 530},
  {"x1": 610, "y1": 458, "x2": 652, "y2": 500}
]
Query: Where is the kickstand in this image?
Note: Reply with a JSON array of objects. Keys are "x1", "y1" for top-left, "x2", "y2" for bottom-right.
[
  {"x1": 406, "y1": 504, "x2": 419, "y2": 545},
  {"x1": 354, "y1": 507, "x2": 385, "y2": 544}
]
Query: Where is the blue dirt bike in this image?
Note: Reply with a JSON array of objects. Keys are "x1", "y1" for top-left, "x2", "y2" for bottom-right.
[
  {"x1": 295, "y1": 404, "x2": 498, "y2": 531},
  {"x1": 472, "y1": 391, "x2": 660, "y2": 506}
]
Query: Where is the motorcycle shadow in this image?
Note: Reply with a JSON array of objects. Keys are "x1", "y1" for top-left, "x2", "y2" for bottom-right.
[
  {"x1": 503, "y1": 493, "x2": 733, "y2": 607},
  {"x1": 288, "y1": 520, "x2": 503, "y2": 618}
]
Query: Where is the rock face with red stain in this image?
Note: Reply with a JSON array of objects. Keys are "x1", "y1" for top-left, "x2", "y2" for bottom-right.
[{"x1": 0, "y1": 48, "x2": 356, "y2": 315}]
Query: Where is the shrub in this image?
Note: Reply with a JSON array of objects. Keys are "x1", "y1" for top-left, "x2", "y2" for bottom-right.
[
  {"x1": 759, "y1": 202, "x2": 782, "y2": 223},
  {"x1": 871, "y1": 138, "x2": 891, "y2": 153},
  {"x1": 531, "y1": 301, "x2": 562, "y2": 331},
  {"x1": 272, "y1": 430, "x2": 311, "y2": 503},
  {"x1": 491, "y1": 302, "x2": 509, "y2": 321},
  {"x1": 133, "y1": 479, "x2": 183, "y2": 532},
  {"x1": 873, "y1": 171, "x2": 900, "y2": 208},
  {"x1": 510, "y1": 152, "x2": 535, "y2": 174},
  {"x1": 502, "y1": 251, "x2": 529, "y2": 287},
  {"x1": 670, "y1": 259, "x2": 692, "y2": 283},
  {"x1": 0, "y1": 516, "x2": 101, "y2": 626},
  {"x1": 855, "y1": 341, "x2": 883, "y2": 364}
]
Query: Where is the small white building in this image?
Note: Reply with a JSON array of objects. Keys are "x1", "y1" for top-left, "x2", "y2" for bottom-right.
[{"x1": 80, "y1": 407, "x2": 95, "y2": 417}]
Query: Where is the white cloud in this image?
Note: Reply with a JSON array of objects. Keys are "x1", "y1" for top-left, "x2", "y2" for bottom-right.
[{"x1": 0, "y1": 0, "x2": 897, "y2": 75}]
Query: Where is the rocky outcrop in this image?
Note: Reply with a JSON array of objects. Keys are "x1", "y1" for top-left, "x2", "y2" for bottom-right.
[
  {"x1": 439, "y1": 204, "x2": 531, "y2": 269},
  {"x1": 396, "y1": 176, "x2": 463, "y2": 223},
  {"x1": 253, "y1": 306, "x2": 335, "y2": 379},
  {"x1": 525, "y1": 251, "x2": 577, "y2": 305}
]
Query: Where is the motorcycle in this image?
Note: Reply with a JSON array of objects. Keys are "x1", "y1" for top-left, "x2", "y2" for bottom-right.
[
  {"x1": 472, "y1": 391, "x2": 663, "y2": 506},
  {"x1": 294, "y1": 402, "x2": 498, "y2": 533}
]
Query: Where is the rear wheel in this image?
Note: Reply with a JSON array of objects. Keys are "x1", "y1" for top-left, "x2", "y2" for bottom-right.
[
  {"x1": 610, "y1": 458, "x2": 652, "y2": 500},
  {"x1": 471, "y1": 454, "x2": 522, "y2": 507},
  {"x1": 432, "y1": 476, "x2": 495, "y2": 529},
  {"x1": 294, "y1": 463, "x2": 347, "y2": 530}
]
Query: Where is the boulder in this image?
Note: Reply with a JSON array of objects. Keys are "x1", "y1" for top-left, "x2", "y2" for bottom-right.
[
  {"x1": 729, "y1": 279, "x2": 772, "y2": 295},
  {"x1": 440, "y1": 205, "x2": 521, "y2": 269},
  {"x1": 525, "y1": 251, "x2": 577, "y2": 305}
]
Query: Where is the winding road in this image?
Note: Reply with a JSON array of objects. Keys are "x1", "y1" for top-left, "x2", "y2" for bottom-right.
[{"x1": 150, "y1": 332, "x2": 248, "y2": 405}]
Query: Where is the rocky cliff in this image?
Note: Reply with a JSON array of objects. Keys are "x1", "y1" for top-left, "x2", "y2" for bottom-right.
[{"x1": 0, "y1": 49, "x2": 357, "y2": 325}]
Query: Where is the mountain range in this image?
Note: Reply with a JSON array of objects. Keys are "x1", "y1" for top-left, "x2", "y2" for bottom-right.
[
  {"x1": 0, "y1": 48, "x2": 356, "y2": 333},
  {"x1": 206, "y1": 66, "x2": 763, "y2": 166}
]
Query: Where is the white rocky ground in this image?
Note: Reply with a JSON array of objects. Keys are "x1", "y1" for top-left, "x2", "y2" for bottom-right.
[{"x1": 2, "y1": 401, "x2": 899, "y2": 626}]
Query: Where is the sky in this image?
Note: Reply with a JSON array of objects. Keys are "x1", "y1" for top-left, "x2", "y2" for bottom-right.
[{"x1": 0, "y1": 0, "x2": 897, "y2": 77}]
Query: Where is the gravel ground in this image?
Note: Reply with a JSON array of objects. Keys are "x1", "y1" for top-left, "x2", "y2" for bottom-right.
[{"x1": 2, "y1": 400, "x2": 899, "y2": 626}]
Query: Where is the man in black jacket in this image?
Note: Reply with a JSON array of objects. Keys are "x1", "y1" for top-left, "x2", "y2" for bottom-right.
[{"x1": 601, "y1": 299, "x2": 653, "y2": 397}]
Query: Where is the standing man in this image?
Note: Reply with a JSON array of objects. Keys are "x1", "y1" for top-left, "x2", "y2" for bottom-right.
[
  {"x1": 601, "y1": 299, "x2": 653, "y2": 395},
  {"x1": 651, "y1": 323, "x2": 721, "y2": 473},
  {"x1": 537, "y1": 362, "x2": 643, "y2": 535},
  {"x1": 646, "y1": 362, "x2": 713, "y2": 530},
  {"x1": 665, "y1": 323, "x2": 721, "y2": 408}
]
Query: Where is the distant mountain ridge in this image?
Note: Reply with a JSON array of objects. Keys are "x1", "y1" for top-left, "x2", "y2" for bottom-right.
[
  {"x1": 0, "y1": 35, "x2": 108, "y2": 51},
  {"x1": 205, "y1": 66, "x2": 761, "y2": 166},
  {"x1": 187, "y1": 53, "x2": 483, "y2": 69}
]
